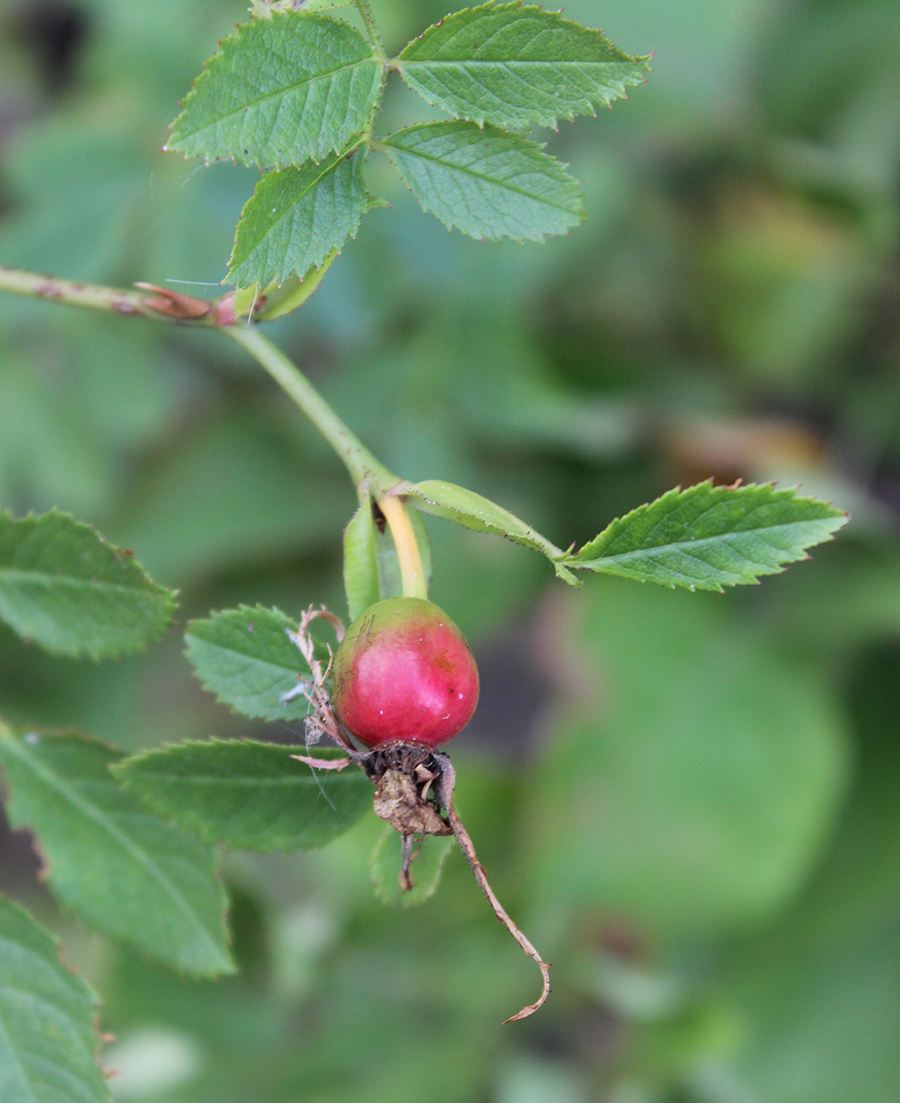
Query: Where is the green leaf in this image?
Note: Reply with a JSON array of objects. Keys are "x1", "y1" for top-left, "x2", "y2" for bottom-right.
[
  {"x1": 343, "y1": 503, "x2": 381, "y2": 623},
  {"x1": 166, "y1": 12, "x2": 383, "y2": 170},
  {"x1": 0, "y1": 729, "x2": 233, "y2": 977},
  {"x1": 185, "y1": 605, "x2": 331, "y2": 722},
  {"x1": 380, "y1": 121, "x2": 584, "y2": 241},
  {"x1": 228, "y1": 150, "x2": 368, "y2": 287},
  {"x1": 0, "y1": 895, "x2": 114, "y2": 1103},
  {"x1": 396, "y1": 2, "x2": 650, "y2": 131},
  {"x1": 0, "y1": 510, "x2": 176, "y2": 659},
  {"x1": 563, "y1": 481, "x2": 849, "y2": 591},
  {"x1": 370, "y1": 828, "x2": 456, "y2": 907},
  {"x1": 395, "y1": 480, "x2": 578, "y2": 584},
  {"x1": 114, "y1": 741, "x2": 371, "y2": 852}
]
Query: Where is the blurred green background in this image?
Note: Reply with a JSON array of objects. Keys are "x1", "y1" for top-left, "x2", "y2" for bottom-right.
[{"x1": 2, "y1": 0, "x2": 900, "y2": 1099}]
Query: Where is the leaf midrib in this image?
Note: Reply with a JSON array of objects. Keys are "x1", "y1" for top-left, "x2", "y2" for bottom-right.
[
  {"x1": 0, "y1": 568, "x2": 154, "y2": 599},
  {"x1": 125, "y1": 772, "x2": 355, "y2": 788},
  {"x1": 384, "y1": 133, "x2": 578, "y2": 213},
  {"x1": 236, "y1": 155, "x2": 346, "y2": 264},
  {"x1": 400, "y1": 58, "x2": 636, "y2": 70},
  {"x1": 574, "y1": 517, "x2": 838, "y2": 571},
  {"x1": 187, "y1": 635, "x2": 305, "y2": 678},
  {"x1": 0, "y1": 1006, "x2": 36, "y2": 1103},
  {"x1": 0, "y1": 737, "x2": 227, "y2": 967},
  {"x1": 177, "y1": 55, "x2": 379, "y2": 138}
]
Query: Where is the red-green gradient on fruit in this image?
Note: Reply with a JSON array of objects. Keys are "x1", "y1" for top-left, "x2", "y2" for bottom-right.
[{"x1": 332, "y1": 597, "x2": 479, "y2": 749}]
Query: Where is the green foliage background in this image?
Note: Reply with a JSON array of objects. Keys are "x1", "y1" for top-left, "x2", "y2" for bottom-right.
[{"x1": 1, "y1": 0, "x2": 899, "y2": 1099}]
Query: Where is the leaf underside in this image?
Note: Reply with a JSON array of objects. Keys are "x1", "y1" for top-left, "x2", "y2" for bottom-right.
[
  {"x1": 0, "y1": 510, "x2": 175, "y2": 660},
  {"x1": 343, "y1": 502, "x2": 381, "y2": 623},
  {"x1": 397, "y1": 1, "x2": 650, "y2": 130},
  {"x1": 185, "y1": 605, "x2": 327, "y2": 722},
  {"x1": 381, "y1": 121, "x2": 584, "y2": 241},
  {"x1": 166, "y1": 12, "x2": 382, "y2": 169},
  {"x1": 565, "y1": 481, "x2": 849, "y2": 591},
  {"x1": 0, "y1": 895, "x2": 114, "y2": 1103},
  {"x1": 115, "y1": 741, "x2": 371, "y2": 852},
  {"x1": 228, "y1": 149, "x2": 368, "y2": 287},
  {"x1": 0, "y1": 729, "x2": 233, "y2": 977}
]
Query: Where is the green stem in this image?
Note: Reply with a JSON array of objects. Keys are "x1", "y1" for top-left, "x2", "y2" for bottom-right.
[
  {"x1": 0, "y1": 265, "x2": 400, "y2": 496},
  {"x1": 354, "y1": 0, "x2": 384, "y2": 58},
  {"x1": 223, "y1": 324, "x2": 397, "y2": 495}
]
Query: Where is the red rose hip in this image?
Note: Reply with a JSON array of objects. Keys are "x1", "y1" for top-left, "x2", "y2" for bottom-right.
[{"x1": 332, "y1": 597, "x2": 479, "y2": 749}]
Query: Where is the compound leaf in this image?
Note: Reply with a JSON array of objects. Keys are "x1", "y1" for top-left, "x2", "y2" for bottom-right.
[
  {"x1": 0, "y1": 729, "x2": 233, "y2": 977},
  {"x1": 0, "y1": 895, "x2": 113, "y2": 1103},
  {"x1": 396, "y1": 2, "x2": 650, "y2": 131},
  {"x1": 115, "y1": 741, "x2": 371, "y2": 852},
  {"x1": 0, "y1": 511, "x2": 175, "y2": 660},
  {"x1": 185, "y1": 605, "x2": 333, "y2": 722},
  {"x1": 166, "y1": 12, "x2": 382, "y2": 169},
  {"x1": 228, "y1": 149, "x2": 367, "y2": 287},
  {"x1": 564, "y1": 481, "x2": 849, "y2": 591},
  {"x1": 381, "y1": 121, "x2": 584, "y2": 241}
]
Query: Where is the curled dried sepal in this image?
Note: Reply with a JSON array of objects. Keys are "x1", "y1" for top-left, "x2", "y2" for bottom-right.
[
  {"x1": 447, "y1": 805, "x2": 551, "y2": 1022},
  {"x1": 282, "y1": 605, "x2": 357, "y2": 756},
  {"x1": 355, "y1": 742, "x2": 551, "y2": 1022}
]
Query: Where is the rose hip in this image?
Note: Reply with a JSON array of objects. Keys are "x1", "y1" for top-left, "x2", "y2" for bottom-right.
[{"x1": 331, "y1": 597, "x2": 479, "y2": 749}]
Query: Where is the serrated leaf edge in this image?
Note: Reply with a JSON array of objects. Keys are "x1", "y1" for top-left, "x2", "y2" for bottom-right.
[
  {"x1": 562, "y1": 481, "x2": 849, "y2": 591},
  {"x1": 394, "y1": 0, "x2": 651, "y2": 130}
]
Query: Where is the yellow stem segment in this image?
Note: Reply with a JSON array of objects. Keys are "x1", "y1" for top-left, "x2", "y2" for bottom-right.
[{"x1": 379, "y1": 496, "x2": 427, "y2": 600}]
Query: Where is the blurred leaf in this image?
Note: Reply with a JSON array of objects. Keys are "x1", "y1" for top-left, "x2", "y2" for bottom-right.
[
  {"x1": 396, "y1": 2, "x2": 650, "y2": 130},
  {"x1": 185, "y1": 605, "x2": 334, "y2": 722},
  {"x1": 712, "y1": 648, "x2": 900, "y2": 1103},
  {"x1": 759, "y1": 538, "x2": 900, "y2": 653},
  {"x1": 0, "y1": 895, "x2": 113, "y2": 1103},
  {"x1": 228, "y1": 152, "x2": 368, "y2": 287},
  {"x1": 344, "y1": 502, "x2": 381, "y2": 622},
  {"x1": 166, "y1": 12, "x2": 382, "y2": 169},
  {"x1": 0, "y1": 511, "x2": 176, "y2": 659},
  {"x1": 115, "y1": 741, "x2": 371, "y2": 851},
  {"x1": 0, "y1": 345, "x2": 113, "y2": 517},
  {"x1": 0, "y1": 729, "x2": 234, "y2": 976},
  {"x1": 380, "y1": 122, "x2": 585, "y2": 241},
  {"x1": 115, "y1": 414, "x2": 353, "y2": 583},
  {"x1": 526, "y1": 580, "x2": 849, "y2": 938},
  {"x1": 564, "y1": 481, "x2": 848, "y2": 591},
  {"x1": 0, "y1": 121, "x2": 150, "y2": 281},
  {"x1": 370, "y1": 827, "x2": 456, "y2": 907}
]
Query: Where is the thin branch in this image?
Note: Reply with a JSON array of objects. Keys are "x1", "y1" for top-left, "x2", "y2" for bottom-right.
[
  {"x1": 0, "y1": 265, "x2": 232, "y2": 325},
  {"x1": 223, "y1": 323, "x2": 398, "y2": 495},
  {"x1": 448, "y1": 805, "x2": 551, "y2": 1023}
]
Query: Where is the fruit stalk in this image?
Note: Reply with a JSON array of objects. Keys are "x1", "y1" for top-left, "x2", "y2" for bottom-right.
[{"x1": 378, "y1": 496, "x2": 428, "y2": 600}]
